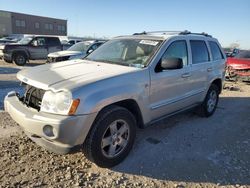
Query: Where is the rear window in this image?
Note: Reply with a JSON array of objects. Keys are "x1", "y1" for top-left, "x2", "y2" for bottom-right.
[
  {"x1": 209, "y1": 41, "x2": 224, "y2": 60},
  {"x1": 190, "y1": 40, "x2": 210, "y2": 64}
]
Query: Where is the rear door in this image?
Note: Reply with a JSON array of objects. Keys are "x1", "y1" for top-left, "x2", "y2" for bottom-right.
[
  {"x1": 29, "y1": 37, "x2": 48, "y2": 59},
  {"x1": 47, "y1": 38, "x2": 62, "y2": 54},
  {"x1": 188, "y1": 39, "x2": 212, "y2": 102}
]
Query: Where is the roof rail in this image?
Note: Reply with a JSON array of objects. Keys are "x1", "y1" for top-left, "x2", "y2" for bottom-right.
[
  {"x1": 133, "y1": 31, "x2": 183, "y2": 35},
  {"x1": 133, "y1": 30, "x2": 212, "y2": 37},
  {"x1": 179, "y1": 30, "x2": 212, "y2": 37}
]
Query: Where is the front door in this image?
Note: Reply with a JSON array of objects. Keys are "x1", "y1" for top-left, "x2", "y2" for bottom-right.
[
  {"x1": 149, "y1": 40, "x2": 193, "y2": 121},
  {"x1": 29, "y1": 37, "x2": 48, "y2": 59}
]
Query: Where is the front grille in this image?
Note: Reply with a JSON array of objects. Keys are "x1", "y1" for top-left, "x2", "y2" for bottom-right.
[
  {"x1": 20, "y1": 85, "x2": 45, "y2": 111},
  {"x1": 47, "y1": 56, "x2": 69, "y2": 63}
]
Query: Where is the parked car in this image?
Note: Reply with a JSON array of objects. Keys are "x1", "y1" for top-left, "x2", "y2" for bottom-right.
[
  {"x1": 226, "y1": 50, "x2": 250, "y2": 81},
  {"x1": 2, "y1": 36, "x2": 65, "y2": 66},
  {"x1": 67, "y1": 39, "x2": 83, "y2": 45},
  {"x1": 47, "y1": 40, "x2": 106, "y2": 63},
  {"x1": 4, "y1": 31, "x2": 225, "y2": 167}
]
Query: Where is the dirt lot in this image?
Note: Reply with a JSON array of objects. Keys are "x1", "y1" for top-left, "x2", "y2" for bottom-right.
[{"x1": 0, "y1": 60, "x2": 249, "y2": 188}]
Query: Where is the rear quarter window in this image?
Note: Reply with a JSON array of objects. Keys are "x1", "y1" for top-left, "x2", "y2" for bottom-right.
[
  {"x1": 209, "y1": 41, "x2": 224, "y2": 60},
  {"x1": 190, "y1": 40, "x2": 210, "y2": 64}
]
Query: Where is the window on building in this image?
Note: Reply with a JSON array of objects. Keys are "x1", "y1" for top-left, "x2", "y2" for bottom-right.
[
  {"x1": 57, "y1": 25, "x2": 62, "y2": 31},
  {"x1": 61, "y1": 25, "x2": 65, "y2": 31},
  {"x1": 35, "y1": 22, "x2": 40, "y2": 29},
  {"x1": 15, "y1": 20, "x2": 25, "y2": 27},
  {"x1": 45, "y1": 23, "x2": 53, "y2": 30},
  {"x1": 15, "y1": 20, "x2": 20, "y2": 27},
  {"x1": 20, "y1": 20, "x2": 25, "y2": 27},
  {"x1": 49, "y1": 24, "x2": 53, "y2": 30},
  {"x1": 45, "y1": 23, "x2": 49, "y2": 30}
]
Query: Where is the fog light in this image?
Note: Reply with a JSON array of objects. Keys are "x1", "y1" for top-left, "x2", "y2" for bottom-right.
[{"x1": 43, "y1": 125, "x2": 55, "y2": 137}]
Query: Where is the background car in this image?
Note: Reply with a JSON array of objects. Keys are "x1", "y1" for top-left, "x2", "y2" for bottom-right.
[
  {"x1": 0, "y1": 37, "x2": 19, "y2": 44},
  {"x1": 47, "y1": 40, "x2": 106, "y2": 63},
  {"x1": 226, "y1": 50, "x2": 250, "y2": 81}
]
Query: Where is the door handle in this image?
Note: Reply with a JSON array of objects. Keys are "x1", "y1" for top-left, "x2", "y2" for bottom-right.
[
  {"x1": 207, "y1": 67, "x2": 213, "y2": 72},
  {"x1": 181, "y1": 73, "x2": 191, "y2": 78}
]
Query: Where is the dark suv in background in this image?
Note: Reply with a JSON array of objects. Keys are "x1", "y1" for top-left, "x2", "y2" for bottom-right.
[{"x1": 3, "y1": 36, "x2": 64, "y2": 66}]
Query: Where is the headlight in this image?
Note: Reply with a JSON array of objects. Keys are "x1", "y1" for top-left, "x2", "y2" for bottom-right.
[{"x1": 41, "y1": 90, "x2": 80, "y2": 115}]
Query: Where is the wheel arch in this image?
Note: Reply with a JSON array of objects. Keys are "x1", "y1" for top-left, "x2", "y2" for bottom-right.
[
  {"x1": 210, "y1": 78, "x2": 222, "y2": 93},
  {"x1": 95, "y1": 99, "x2": 145, "y2": 129},
  {"x1": 12, "y1": 50, "x2": 30, "y2": 60}
]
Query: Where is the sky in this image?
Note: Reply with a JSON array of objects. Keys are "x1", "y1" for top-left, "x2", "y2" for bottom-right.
[{"x1": 0, "y1": 0, "x2": 250, "y2": 49}]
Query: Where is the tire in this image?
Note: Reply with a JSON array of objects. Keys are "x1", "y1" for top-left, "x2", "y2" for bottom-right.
[
  {"x1": 83, "y1": 105, "x2": 136, "y2": 168},
  {"x1": 197, "y1": 84, "x2": 219, "y2": 117},
  {"x1": 13, "y1": 53, "x2": 27, "y2": 66}
]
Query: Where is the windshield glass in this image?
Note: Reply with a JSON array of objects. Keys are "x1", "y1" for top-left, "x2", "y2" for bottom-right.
[
  {"x1": 18, "y1": 37, "x2": 33, "y2": 44},
  {"x1": 235, "y1": 51, "x2": 250, "y2": 59},
  {"x1": 67, "y1": 42, "x2": 91, "y2": 52},
  {"x1": 85, "y1": 39, "x2": 162, "y2": 68}
]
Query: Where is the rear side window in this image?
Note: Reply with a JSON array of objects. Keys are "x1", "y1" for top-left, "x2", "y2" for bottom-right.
[
  {"x1": 209, "y1": 41, "x2": 224, "y2": 60},
  {"x1": 190, "y1": 40, "x2": 209, "y2": 64},
  {"x1": 47, "y1": 37, "x2": 60, "y2": 46}
]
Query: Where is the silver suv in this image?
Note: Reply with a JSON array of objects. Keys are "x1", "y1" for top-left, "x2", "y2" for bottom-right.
[{"x1": 4, "y1": 31, "x2": 226, "y2": 167}]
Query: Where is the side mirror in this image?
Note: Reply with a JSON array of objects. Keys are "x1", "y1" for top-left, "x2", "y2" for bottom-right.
[
  {"x1": 87, "y1": 49, "x2": 93, "y2": 54},
  {"x1": 161, "y1": 57, "x2": 183, "y2": 70}
]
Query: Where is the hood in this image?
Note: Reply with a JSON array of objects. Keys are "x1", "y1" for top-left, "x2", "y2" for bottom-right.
[
  {"x1": 227, "y1": 57, "x2": 250, "y2": 70},
  {"x1": 4, "y1": 43, "x2": 26, "y2": 48},
  {"x1": 0, "y1": 45, "x2": 4, "y2": 50},
  {"x1": 17, "y1": 59, "x2": 139, "y2": 91},
  {"x1": 48, "y1": 50, "x2": 83, "y2": 58}
]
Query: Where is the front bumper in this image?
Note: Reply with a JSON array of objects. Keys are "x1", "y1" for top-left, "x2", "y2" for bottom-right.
[
  {"x1": 4, "y1": 92, "x2": 97, "y2": 154},
  {"x1": 3, "y1": 52, "x2": 12, "y2": 62}
]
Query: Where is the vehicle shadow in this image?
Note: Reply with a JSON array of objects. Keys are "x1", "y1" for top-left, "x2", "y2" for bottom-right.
[
  {"x1": 0, "y1": 67, "x2": 21, "y2": 74},
  {"x1": 24, "y1": 60, "x2": 45, "y2": 67},
  {"x1": 111, "y1": 97, "x2": 250, "y2": 186}
]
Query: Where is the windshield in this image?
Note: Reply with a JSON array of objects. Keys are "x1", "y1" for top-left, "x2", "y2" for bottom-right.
[
  {"x1": 18, "y1": 37, "x2": 33, "y2": 44},
  {"x1": 85, "y1": 39, "x2": 162, "y2": 68},
  {"x1": 67, "y1": 42, "x2": 91, "y2": 52},
  {"x1": 235, "y1": 51, "x2": 250, "y2": 59}
]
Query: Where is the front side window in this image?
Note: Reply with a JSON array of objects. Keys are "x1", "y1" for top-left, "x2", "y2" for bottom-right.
[
  {"x1": 190, "y1": 40, "x2": 209, "y2": 64},
  {"x1": 209, "y1": 41, "x2": 224, "y2": 60},
  {"x1": 86, "y1": 39, "x2": 162, "y2": 68},
  {"x1": 31, "y1": 38, "x2": 46, "y2": 46},
  {"x1": 162, "y1": 40, "x2": 188, "y2": 66}
]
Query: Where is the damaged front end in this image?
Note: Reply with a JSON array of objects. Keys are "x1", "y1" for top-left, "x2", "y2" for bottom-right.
[{"x1": 225, "y1": 65, "x2": 250, "y2": 82}]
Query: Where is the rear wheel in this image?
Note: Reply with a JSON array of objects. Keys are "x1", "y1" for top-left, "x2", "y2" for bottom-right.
[
  {"x1": 83, "y1": 105, "x2": 136, "y2": 168},
  {"x1": 13, "y1": 53, "x2": 27, "y2": 66},
  {"x1": 197, "y1": 84, "x2": 219, "y2": 117}
]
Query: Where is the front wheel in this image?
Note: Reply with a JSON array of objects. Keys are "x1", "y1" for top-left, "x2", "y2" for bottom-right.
[
  {"x1": 197, "y1": 84, "x2": 219, "y2": 117},
  {"x1": 83, "y1": 105, "x2": 136, "y2": 168},
  {"x1": 14, "y1": 53, "x2": 27, "y2": 66}
]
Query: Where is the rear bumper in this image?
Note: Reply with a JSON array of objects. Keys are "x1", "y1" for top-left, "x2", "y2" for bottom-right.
[{"x1": 4, "y1": 92, "x2": 97, "y2": 154}]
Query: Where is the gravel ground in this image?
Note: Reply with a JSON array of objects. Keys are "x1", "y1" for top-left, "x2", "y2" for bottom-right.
[{"x1": 0, "y1": 60, "x2": 249, "y2": 187}]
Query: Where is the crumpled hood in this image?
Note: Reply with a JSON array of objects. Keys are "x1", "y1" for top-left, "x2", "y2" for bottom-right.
[
  {"x1": 17, "y1": 59, "x2": 138, "y2": 91},
  {"x1": 48, "y1": 50, "x2": 83, "y2": 58}
]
